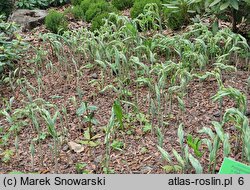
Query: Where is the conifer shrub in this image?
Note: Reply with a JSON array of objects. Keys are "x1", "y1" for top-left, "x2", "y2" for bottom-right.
[
  {"x1": 111, "y1": 0, "x2": 134, "y2": 10},
  {"x1": 45, "y1": 10, "x2": 68, "y2": 34},
  {"x1": 71, "y1": 5, "x2": 85, "y2": 20},
  {"x1": 80, "y1": 0, "x2": 105, "y2": 16},
  {"x1": 85, "y1": 1, "x2": 117, "y2": 22},
  {"x1": 91, "y1": 12, "x2": 109, "y2": 31},
  {"x1": 71, "y1": 0, "x2": 82, "y2": 6}
]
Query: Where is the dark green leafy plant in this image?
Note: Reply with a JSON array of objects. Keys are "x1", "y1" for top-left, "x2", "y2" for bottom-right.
[
  {"x1": 85, "y1": 1, "x2": 116, "y2": 22},
  {"x1": 45, "y1": 10, "x2": 68, "y2": 34},
  {"x1": 91, "y1": 12, "x2": 109, "y2": 31},
  {"x1": 111, "y1": 0, "x2": 134, "y2": 10},
  {"x1": 16, "y1": 0, "x2": 69, "y2": 9},
  {"x1": 164, "y1": 11, "x2": 185, "y2": 30},
  {"x1": 70, "y1": 0, "x2": 111, "y2": 21},
  {"x1": 71, "y1": 0, "x2": 82, "y2": 5},
  {"x1": 0, "y1": 16, "x2": 27, "y2": 81},
  {"x1": 16, "y1": 0, "x2": 37, "y2": 9},
  {"x1": 80, "y1": 0, "x2": 107, "y2": 17},
  {"x1": 50, "y1": 0, "x2": 69, "y2": 6},
  {"x1": 208, "y1": 0, "x2": 250, "y2": 32},
  {"x1": 0, "y1": 0, "x2": 14, "y2": 18},
  {"x1": 163, "y1": 0, "x2": 202, "y2": 30},
  {"x1": 71, "y1": 5, "x2": 85, "y2": 20}
]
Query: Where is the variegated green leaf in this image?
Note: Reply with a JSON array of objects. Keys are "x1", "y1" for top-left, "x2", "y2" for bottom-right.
[
  {"x1": 157, "y1": 146, "x2": 173, "y2": 164},
  {"x1": 189, "y1": 154, "x2": 203, "y2": 174},
  {"x1": 172, "y1": 148, "x2": 185, "y2": 168},
  {"x1": 199, "y1": 127, "x2": 215, "y2": 139},
  {"x1": 212, "y1": 121, "x2": 224, "y2": 142}
]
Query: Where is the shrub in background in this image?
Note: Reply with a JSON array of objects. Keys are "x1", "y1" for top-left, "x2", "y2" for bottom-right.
[
  {"x1": 130, "y1": 0, "x2": 162, "y2": 18},
  {"x1": 45, "y1": 10, "x2": 68, "y2": 34},
  {"x1": 238, "y1": 0, "x2": 250, "y2": 23},
  {"x1": 71, "y1": 0, "x2": 82, "y2": 6},
  {"x1": 91, "y1": 12, "x2": 109, "y2": 31},
  {"x1": 70, "y1": 0, "x2": 106, "y2": 21},
  {"x1": 162, "y1": 0, "x2": 205, "y2": 30},
  {"x1": 16, "y1": 0, "x2": 36, "y2": 9},
  {"x1": 80, "y1": 0, "x2": 105, "y2": 15},
  {"x1": 207, "y1": 0, "x2": 250, "y2": 32},
  {"x1": 0, "y1": 0, "x2": 14, "y2": 18},
  {"x1": 111, "y1": 0, "x2": 134, "y2": 10},
  {"x1": 0, "y1": 15, "x2": 27, "y2": 79},
  {"x1": 16, "y1": 0, "x2": 69, "y2": 9},
  {"x1": 71, "y1": 4, "x2": 85, "y2": 20},
  {"x1": 85, "y1": 1, "x2": 117, "y2": 22},
  {"x1": 164, "y1": 11, "x2": 185, "y2": 30},
  {"x1": 51, "y1": 0, "x2": 69, "y2": 6},
  {"x1": 69, "y1": 0, "x2": 118, "y2": 29}
]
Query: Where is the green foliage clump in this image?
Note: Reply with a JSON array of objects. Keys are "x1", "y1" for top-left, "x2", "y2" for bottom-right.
[
  {"x1": 45, "y1": 10, "x2": 68, "y2": 34},
  {"x1": 111, "y1": 0, "x2": 134, "y2": 10},
  {"x1": 80, "y1": 0, "x2": 104, "y2": 15},
  {"x1": 0, "y1": 16, "x2": 27, "y2": 80},
  {"x1": 16, "y1": 0, "x2": 69, "y2": 9},
  {"x1": 91, "y1": 12, "x2": 109, "y2": 31},
  {"x1": 71, "y1": 5, "x2": 85, "y2": 20},
  {"x1": 71, "y1": 0, "x2": 82, "y2": 5},
  {"x1": 207, "y1": 0, "x2": 250, "y2": 32},
  {"x1": 164, "y1": 10, "x2": 185, "y2": 30},
  {"x1": 163, "y1": 0, "x2": 202, "y2": 30},
  {"x1": 135, "y1": 3, "x2": 163, "y2": 32},
  {"x1": 238, "y1": 0, "x2": 250, "y2": 23},
  {"x1": 71, "y1": 0, "x2": 112, "y2": 21},
  {"x1": 130, "y1": 0, "x2": 162, "y2": 18},
  {"x1": 0, "y1": 0, "x2": 14, "y2": 18},
  {"x1": 85, "y1": 1, "x2": 117, "y2": 22}
]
